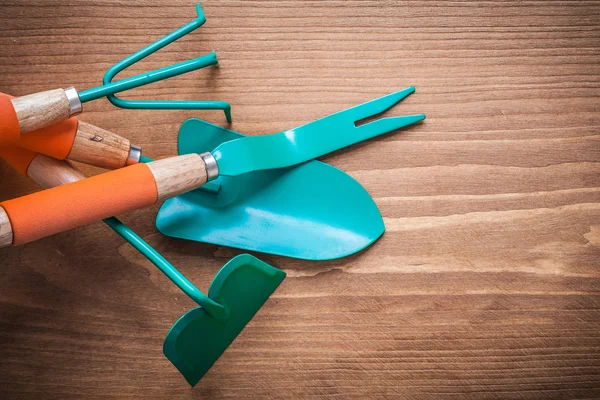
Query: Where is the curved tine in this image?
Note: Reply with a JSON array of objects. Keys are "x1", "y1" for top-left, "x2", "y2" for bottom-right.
[
  {"x1": 103, "y1": 216, "x2": 228, "y2": 321},
  {"x1": 102, "y1": 4, "x2": 232, "y2": 122},
  {"x1": 116, "y1": 99, "x2": 232, "y2": 124},
  {"x1": 104, "y1": 3, "x2": 206, "y2": 85},
  {"x1": 105, "y1": 52, "x2": 232, "y2": 122}
]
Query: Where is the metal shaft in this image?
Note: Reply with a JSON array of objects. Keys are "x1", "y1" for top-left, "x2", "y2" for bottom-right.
[{"x1": 79, "y1": 53, "x2": 219, "y2": 103}]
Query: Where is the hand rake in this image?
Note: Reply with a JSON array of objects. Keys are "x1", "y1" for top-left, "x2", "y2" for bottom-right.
[{"x1": 0, "y1": 3, "x2": 230, "y2": 150}]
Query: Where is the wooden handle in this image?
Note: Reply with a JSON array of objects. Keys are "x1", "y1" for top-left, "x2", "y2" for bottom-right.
[
  {"x1": 67, "y1": 121, "x2": 135, "y2": 169},
  {"x1": 147, "y1": 153, "x2": 208, "y2": 201},
  {"x1": 0, "y1": 92, "x2": 78, "y2": 157},
  {"x1": 10, "y1": 88, "x2": 77, "y2": 134},
  {"x1": 1, "y1": 92, "x2": 135, "y2": 169},
  {"x1": 0, "y1": 139, "x2": 84, "y2": 186},
  {"x1": 18, "y1": 118, "x2": 136, "y2": 169},
  {"x1": 27, "y1": 154, "x2": 85, "y2": 188},
  {"x1": 0, "y1": 206, "x2": 12, "y2": 248},
  {"x1": 0, "y1": 154, "x2": 207, "y2": 247}
]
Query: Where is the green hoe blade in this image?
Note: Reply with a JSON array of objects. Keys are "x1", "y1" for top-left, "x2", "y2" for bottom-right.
[{"x1": 163, "y1": 254, "x2": 285, "y2": 386}]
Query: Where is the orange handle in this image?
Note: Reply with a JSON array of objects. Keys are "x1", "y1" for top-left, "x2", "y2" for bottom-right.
[
  {"x1": 17, "y1": 118, "x2": 78, "y2": 160},
  {"x1": 0, "y1": 95, "x2": 20, "y2": 146},
  {"x1": 0, "y1": 143, "x2": 85, "y2": 189},
  {"x1": 1, "y1": 93, "x2": 137, "y2": 169},
  {"x1": 0, "y1": 93, "x2": 78, "y2": 159},
  {"x1": 0, "y1": 144, "x2": 37, "y2": 176},
  {"x1": 0, "y1": 163, "x2": 158, "y2": 246}
]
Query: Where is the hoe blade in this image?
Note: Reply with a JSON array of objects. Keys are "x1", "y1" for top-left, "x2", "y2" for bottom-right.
[{"x1": 163, "y1": 254, "x2": 285, "y2": 386}]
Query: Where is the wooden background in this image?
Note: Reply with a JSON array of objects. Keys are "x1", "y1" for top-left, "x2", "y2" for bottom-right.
[{"x1": 1, "y1": 0, "x2": 599, "y2": 398}]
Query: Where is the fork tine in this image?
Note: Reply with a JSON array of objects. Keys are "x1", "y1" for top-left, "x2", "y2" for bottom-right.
[
  {"x1": 347, "y1": 86, "x2": 416, "y2": 122},
  {"x1": 290, "y1": 86, "x2": 422, "y2": 140},
  {"x1": 357, "y1": 113, "x2": 426, "y2": 138}
]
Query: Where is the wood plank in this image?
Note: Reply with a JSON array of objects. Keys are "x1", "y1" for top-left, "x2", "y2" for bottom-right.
[{"x1": 0, "y1": 0, "x2": 599, "y2": 398}]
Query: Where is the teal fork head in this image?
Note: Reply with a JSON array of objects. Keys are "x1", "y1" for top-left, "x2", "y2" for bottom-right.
[{"x1": 289, "y1": 86, "x2": 425, "y2": 141}]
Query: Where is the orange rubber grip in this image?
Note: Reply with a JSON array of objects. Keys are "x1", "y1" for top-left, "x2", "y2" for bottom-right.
[
  {"x1": 0, "y1": 94, "x2": 20, "y2": 145},
  {"x1": 0, "y1": 163, "x2": 158, "y2": 246},
  {"x1": 0, "y1": 144, "x2": 37, "y2": 176},
  {"x1": 0, "y1": 93, "x2": 78, "y2": 160},
  {"x1": 17, "y1": 118, "x2": 78, "y2": 160}
]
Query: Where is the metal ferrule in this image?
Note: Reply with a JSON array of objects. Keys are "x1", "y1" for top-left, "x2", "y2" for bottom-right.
[
  {"x1": 64, "y1": 87, "x2": 82, "y2": 116},
  {"x1": 126, "y1": 144, "x2": 142, "y2": 166},
  {"x1": 200, "y1": 152, "x2": 219, "y2": 181}
]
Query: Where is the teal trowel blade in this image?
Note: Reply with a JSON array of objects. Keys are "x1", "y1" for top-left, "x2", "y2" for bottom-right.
[
  {"x1": 164, "y1": 254, "x2": 285, "y2": 386},
  {"x1": 156, "y1": 118, "x2": 385, "y2": 260}
]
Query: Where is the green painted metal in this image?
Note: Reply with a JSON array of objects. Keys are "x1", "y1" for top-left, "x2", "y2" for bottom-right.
[
  {"x1": 100, "y1": 216, "x2": 284, "y2": 385},
  {"x1": 156, "y1": 119, "x2": 385, "y2": 260},
  {"x1": 139, "y1": 155, "x2": 154, "y2": 163},
  {"x1": 102, "y1": 3, "x2": 231, "y2": 122},
  {"x1": 126, "y1": 158, "x2": 284, "y2": 385},
  {"x1": 163, "y1": 254, "x2": 286, "y2": 386},
  {"x1": 102, "y1": 217, "x2": 226, "y2": 320},
  {"x1": 81, "y1": 54, "x2": 214, "y2": 102},
  {"x1": 212, "y1": 87, "x2": 425, "y2": 176},
  {"x1": 156, "y1": 88, "x2": 424, "y2": 259}
]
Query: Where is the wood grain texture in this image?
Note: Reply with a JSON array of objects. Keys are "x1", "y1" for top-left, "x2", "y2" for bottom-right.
[
  {"x1": 0, "y1": 0, "x2": 599, "y2": 398},
  {"x1": 147, "y1": 154, "x2": 208, "y2": 201},
  {"x1": 11, "y1": 88, "x2": 71, "y2": 134},
  {"x1": 68, "y1": 121, "x2": 132, "y2": 169},
  {"x1": 0, "y1": 206, "x2": 12, "y2": 248},
  {"x1": 26, "y1": 154, "x2": 85, "y2": 188}
]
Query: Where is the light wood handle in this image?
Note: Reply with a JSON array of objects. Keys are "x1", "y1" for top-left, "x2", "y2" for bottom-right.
[
  {"x1": 147, "y1": 153, "x2": 208, "y2": 201},
  {"x1": 2, "y1": 91, "x2": 136, "y2": 169},
  {"x1": 0, "y1": 154, "x2": 208, "y2": 247},
  {"x1": 0, "y1": 142, "x2": 84, "y2": 185},
  {"x1": 27, "y1": 153, "x2": 85, "y2": 188},
  {"x1": 0, "y1": 207, "x2": 12, "y2": 248},
  {"x1": 19, "y1": 120, "x2": 137, "y2": 169},
  {"x1": 67, "y1": 121, "x2": 136, "y2": 169},
  {"x1": 10, "y1": 88, "x2": 77, "y2": 134}
]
